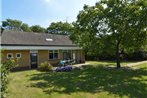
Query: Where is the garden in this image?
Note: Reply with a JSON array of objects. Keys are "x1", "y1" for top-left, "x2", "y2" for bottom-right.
[{"x1": 7, "y1": 61, "x2": 147, "y2": 98}]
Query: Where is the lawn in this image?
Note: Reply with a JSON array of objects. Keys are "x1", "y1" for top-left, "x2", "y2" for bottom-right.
[
  {"x1": 86, "y1": 61, "x2": 138, "y2": 67},
  {"x1": 8, "y1": 61, "x2": 147, "y2": 98}
]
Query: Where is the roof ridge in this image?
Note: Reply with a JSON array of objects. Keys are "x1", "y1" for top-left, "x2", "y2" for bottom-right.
[{"x1": 4, "y1": 30, "x2": 69, "y2": 37}]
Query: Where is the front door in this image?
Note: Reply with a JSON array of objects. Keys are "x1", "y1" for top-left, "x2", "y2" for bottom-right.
[{"x1": 30, "y1": 53, "x2": 38, "y2": 68}]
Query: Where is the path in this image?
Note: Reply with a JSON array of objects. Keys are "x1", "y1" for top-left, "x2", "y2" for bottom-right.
[
  {"x1": 73, "y1": 62, "x2": 90, "y2": 67},
  {"x1": 124, "y1": 60, "x2": 147, "y2": 68},
  {"x1": 73, "y1": 61, "x2": 147, "y2": 68}
]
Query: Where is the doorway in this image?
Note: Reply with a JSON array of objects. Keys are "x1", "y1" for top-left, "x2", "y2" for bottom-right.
[{"x1": 30, "y1": 53, "x2": 38, "y2": 68}]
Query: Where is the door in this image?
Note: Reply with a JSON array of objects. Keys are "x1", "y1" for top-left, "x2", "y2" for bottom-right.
[
  {"x1": 63, "y1": 52, "x2": 67, "y2": 60},
  {"x1": 63, "y1": 52, "x2": 71, "y2": 60},
  {"x1": 30, "y1": 53, "x2": 38, "y2": 68}
]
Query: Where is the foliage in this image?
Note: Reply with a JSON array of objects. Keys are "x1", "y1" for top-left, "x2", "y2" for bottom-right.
[
  {"x1": 38, "y1": 61, "x2": 53, "y2": 71},
  {"x1": 47, "y1": 22, "x2": 73, "y2": 35},
  {"x1": 0, "y1": 59, "x2": 15, "y2": 98},
  {"x1": 30, "y1": 25, "x2": 46, "y2": 33},
  {"x1": 2, "y1": 19, "x2": 22, "y2": 28},
  {"x1": 20, "y1": 23, "x2": 32, "y2": 32},
  {"x1": 72, "y1": 0, "x2": 147, "y2": 68},
  {"x1": 2, "y1": 19, "x2": 73, "y2": 34},
  {"x1": 2, "y1": 19, "x2": 32, "y2": 32},
  {"x1": 2, "y1": 19, "x2": 22, "y2": 31},
  {"x1": 2, "y1": 19, "x2": 46, "y2": 33},
  {"x1": 86, "y1": 49, "x2": 147, "y2": 61},
  {"x1": 127, "y1": 50, "x2": 147, "y2": 60}
]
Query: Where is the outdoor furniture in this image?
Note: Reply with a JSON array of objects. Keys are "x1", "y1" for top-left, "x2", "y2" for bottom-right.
[
  {"x1": 58, "y1": 59, "x2": 75, "y2": 66},
  {"x1": 58, "y1": 60, "x2": 66, "y2": 66}
]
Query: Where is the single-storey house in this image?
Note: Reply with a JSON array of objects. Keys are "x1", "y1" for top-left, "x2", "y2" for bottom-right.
[{"x1": 1, "y1": 31, "x2": 85, "y2": 69}]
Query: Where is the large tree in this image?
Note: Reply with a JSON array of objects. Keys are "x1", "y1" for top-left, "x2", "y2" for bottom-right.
[
  {"x1": 47, "y1": 22, "x2": 73, "y2": 35},
  {"x1": 2, "y1": 19, "x2": 22, "y2": 31},
  {"x1": 21, "y1": 23, "x2": 32, "y2": 32},
  {"x1": 30, "y1": 25, "x2": 46, "y2": 33},
  {"x1": 2, "y1": 19, "x2": 32, "y2": 32},
  {"x1": 72, "y1": 0, "x2": 147, "y2": 68}
]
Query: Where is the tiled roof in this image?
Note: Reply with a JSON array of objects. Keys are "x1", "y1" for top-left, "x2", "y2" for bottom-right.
[{"x1": 1, "y1": 31, "x2": 76, "y2": 46}]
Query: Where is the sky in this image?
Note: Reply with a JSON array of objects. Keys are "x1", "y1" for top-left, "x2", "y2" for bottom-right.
[{"x1": 1, "y1": 0, "x2": 97, "y2": 28}]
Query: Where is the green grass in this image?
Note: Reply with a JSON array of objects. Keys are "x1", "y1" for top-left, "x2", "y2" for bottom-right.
[
  {"x1": 8, "y1": 61, "x2": 147, "y2": 98},
  {"x1": 132, "y1": 63, "x2": 147, "y2": 69}
]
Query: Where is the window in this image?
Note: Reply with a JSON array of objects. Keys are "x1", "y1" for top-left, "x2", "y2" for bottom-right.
[
  {"x1": 63, "y1": 50, "x2": 72, "y2": 60},
  {"x1": 7, "y1": 53, "x2": 13, "y2": 59},
  {"x1": 46, "y1": 38, "x2": 53, "y2": 41},
  {"x1": 54, "y1": 50, "x2": 58, "y2": 59},
  {"x1": 49, "y1": 50, "x2": 54, "y2": 59},
  {"x1": 16, "y1": 53, "x2": 21, "y2": 58},
  {"x1": 49, "y1": 50, "x2": 59, "y2": 59}
]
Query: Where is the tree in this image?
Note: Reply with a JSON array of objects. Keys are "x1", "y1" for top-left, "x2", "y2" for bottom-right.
[
  {"x1": 2, "y1": 19, "x2": 32, "y2": 32},
  {"x1": 2, "y1": 19, "x2": 22, "y2": 31},
  {"x1": 30, "y1": 25, "x2": 46, "y2": 33},
  {"x1": 72, "y1": 0, "x2": 147, "y2": 68},
  {"x1": 2, "y1": 21, "x2": 9, "y2": 27},
  {"x1": 20, "y1": 23, "x2": 32, "y2": 32},
  {"x1": 47, "y1": 22, "x2": 73, "y2": 35}
]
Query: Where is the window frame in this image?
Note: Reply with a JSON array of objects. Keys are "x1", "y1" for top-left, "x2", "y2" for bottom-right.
[
  {"x1": 7, "y1": 53, "x2": 13, "y2": 59},
  {"x1": 63, "y1": 50, "x2": 72, "y2": 60},
  {"x1": 48, "y1": 50, "x2": 59, "y2": 60},
  {"x1": 49, "y1": 51, "x2": 54, "y2": 60},
  {"x1": 16, "y1": 53, "x2": 21, "y2": 58}
]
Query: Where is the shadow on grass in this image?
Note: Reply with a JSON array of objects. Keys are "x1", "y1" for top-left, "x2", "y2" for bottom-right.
[{"x1": 29, "y1": 65, "x2": 147, "y2": 98}]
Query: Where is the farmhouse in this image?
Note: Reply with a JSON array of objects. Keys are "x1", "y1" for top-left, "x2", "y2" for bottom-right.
[{"x1": 1, "y1": 31, "x2": 85, "y2": 69}]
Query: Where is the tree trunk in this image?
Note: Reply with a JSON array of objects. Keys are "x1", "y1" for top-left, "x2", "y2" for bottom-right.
[
  {"x1": 116, "y1": 50, "x2": 121, "y2": 68},
  {"x1": 116, "y1": 42, "x2": 121, "y2": 68}
]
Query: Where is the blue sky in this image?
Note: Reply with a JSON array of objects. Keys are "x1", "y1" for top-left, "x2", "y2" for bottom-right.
[{"x1": 1, "y1": 0, "x2": 96, "y2": 28}]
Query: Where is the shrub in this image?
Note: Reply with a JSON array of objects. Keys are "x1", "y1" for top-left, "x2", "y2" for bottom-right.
[
  {"x1": 126, "y1": 51, "x2": 147, "y2": 60},
  {"x1": 1, "y1": 59, "x2": 15, "y2": 98},
  {"x1": 38, "y1": 61, "x2": 53, "y2": 71}
]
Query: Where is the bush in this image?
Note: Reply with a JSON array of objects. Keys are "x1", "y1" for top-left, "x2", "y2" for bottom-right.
[
  {"x1": 1, "y1": 59, "x2": 15, "y2": 98},
  {"x1": 38, "y1": 61, "x2": 53, "y2": 71},
  {"x1": 126, "y1": 51, "x2": 147, "y2": 61}
]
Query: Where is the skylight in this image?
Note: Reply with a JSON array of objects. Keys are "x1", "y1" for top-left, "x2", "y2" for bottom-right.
[{"x1": 46, "y1": 38, "x2": 53, "y2": 41}]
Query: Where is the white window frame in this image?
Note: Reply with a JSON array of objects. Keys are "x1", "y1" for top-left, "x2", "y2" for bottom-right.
[
  {"x1": 48, "y1": 50, "x2": 59, "y2": 60},
  {"x1": 7, "y1": 53, "x2": 13, "y2": 59},
  {"x1": 16, "y1": 53, "x2": 21, "y2": 58}
]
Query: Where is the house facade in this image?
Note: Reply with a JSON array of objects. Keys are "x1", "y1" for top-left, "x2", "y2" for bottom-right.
[{"x1": 1, "y1": 31, "x2": 85, "y2": 69}]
